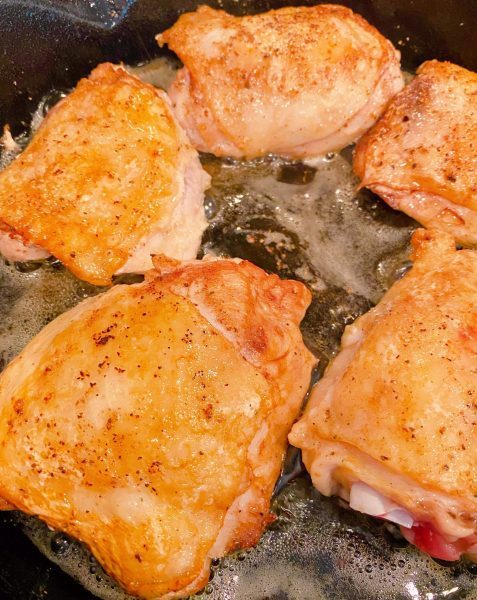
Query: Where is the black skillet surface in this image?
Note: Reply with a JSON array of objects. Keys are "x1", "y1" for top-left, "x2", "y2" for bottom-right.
[{"x1": 1, "y1": 1, "x2": 477, "y2": 599}]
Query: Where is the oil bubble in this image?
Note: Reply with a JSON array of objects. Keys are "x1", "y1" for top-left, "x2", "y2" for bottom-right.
[{"x1": 50, "y1": 533, "x2": 71, "y2": 555}]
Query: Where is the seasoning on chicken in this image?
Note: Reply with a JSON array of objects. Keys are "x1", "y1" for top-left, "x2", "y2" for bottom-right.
[
  {"x1": 0, "y1": 63, "x2": 209, "y2": 285},
  {"x1": 0, "y1": 256, "x2": 315, "y2": 599},
  {"x1": 158, "y1": 4, "x2": 403, "y2": 159},
  {"x1": 290, "y1": 229, "x2": 477, "y2": 562},
  {"x1": 354, "y1": 60, "x2": 477, "y2": 246}
]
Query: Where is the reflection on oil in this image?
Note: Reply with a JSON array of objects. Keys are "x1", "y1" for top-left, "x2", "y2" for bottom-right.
[
  {"x1": 17, "y1": 477, "x2": 477, "y2": 600},
  {"x1": 0, "y1": 60, "x2": 473, "y2": 600}
]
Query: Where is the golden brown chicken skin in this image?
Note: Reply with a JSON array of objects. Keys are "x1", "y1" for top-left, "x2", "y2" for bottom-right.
[
  {"x1": 290, "y1": 229, "x2": 477, "y2": 562},
  {"x1": 158, "y1": 4, "x2": 403, "y2": 159},
  {"x1": 0, "y1": 256, "x2": 315, "y2": 599},
  {"x1": 354, "y1": 61, "x2": 477, "y2": 246},
  {"x1": 0, "y1": 63, "x2": 209, "y2": 285}
]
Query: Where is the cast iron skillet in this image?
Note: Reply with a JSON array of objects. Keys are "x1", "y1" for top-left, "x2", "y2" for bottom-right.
[{"x1": 1, "y1": 1, "x2": 477, "y2": 599}]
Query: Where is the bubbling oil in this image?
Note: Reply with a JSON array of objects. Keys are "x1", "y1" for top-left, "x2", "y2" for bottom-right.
[
  {"x1": 18, "y1": 477, "x2": 477, "y2": 600},
  {"x1": 0, "y1": 259, "x2": 102, "y2": 370},
  {"x1": 0, "y1": 58, "x2": 472, "y2": 600}
]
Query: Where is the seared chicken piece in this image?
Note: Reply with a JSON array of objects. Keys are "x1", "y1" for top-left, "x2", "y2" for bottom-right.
[
  {"x1": 354, "y1": 60, "x2": 477, "y2": 246},
  {"x1": 0, "y1": 225, "x2": 50, "y2": 262},
  {"x1": 0, "y1": 63, "x2": 209, "y2": 285},
  {"x1": 290, "y1": 229, "x2": 477, "y2": 562},
  {"x1": 0, "y1": 256, "x2": 315, "y2": 599},
  {"x1": 158, "y1": 4, "x2": 403, "y2": 159}
]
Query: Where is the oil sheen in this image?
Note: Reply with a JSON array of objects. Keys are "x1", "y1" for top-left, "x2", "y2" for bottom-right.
[{"x1": 1, "y1": 58, "x2": 475, "y2": 600}]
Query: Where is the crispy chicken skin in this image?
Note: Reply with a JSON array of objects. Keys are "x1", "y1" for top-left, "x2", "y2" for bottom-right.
[
  {"x1": 290, "y1": 229, "x2": 477, "y2": 562},
  {"x1": 354, "y1": 61, "x2": 477, "y2": 246},
  {"x1": 0, "y1": 63, "x2": 209, "y2": 285},
  {"x1": 157, "y1": 4, "x2": 403, "y2": 159},
  {"x1": 0, "y1": 256, "x2": 315, "y2": 599}
]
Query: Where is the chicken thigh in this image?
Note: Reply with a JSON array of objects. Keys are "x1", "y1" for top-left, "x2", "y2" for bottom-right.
[
  {"x1": 290, "y1": 229, "x2": 477, "y2": 562},
  {"x1": 0, "y1": 63, "x2": 209, "y2": 285},
  {"x1": 354, "y1": 60, "x2": 477, "y2": 246},
  {"x1": 158, "y1": 4, "x2": 403, "y2": 159},
  {"x1": 0, "y1": 256, "x2": 315, "y2": 599}
]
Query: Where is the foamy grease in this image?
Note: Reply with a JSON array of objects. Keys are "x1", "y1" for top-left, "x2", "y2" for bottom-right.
[{"x1": 1, "y1": 58, "x2": 465, "y2": 600}]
